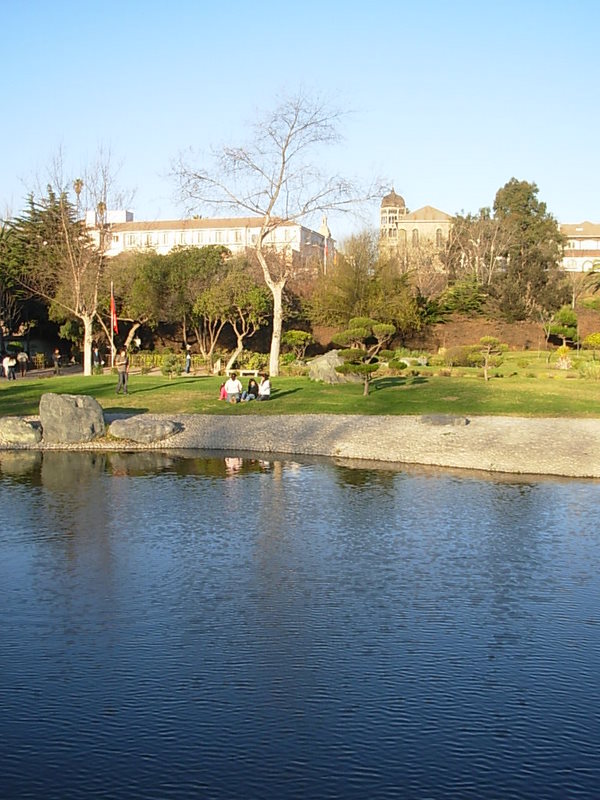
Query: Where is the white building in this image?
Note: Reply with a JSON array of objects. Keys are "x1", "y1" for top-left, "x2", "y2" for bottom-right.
[
  {"x1": 559, "y1": 221, "x2": 600, "y2": 272},
  {"x1": 86, "y1": 211, "x2": 335, "y2": 275}
]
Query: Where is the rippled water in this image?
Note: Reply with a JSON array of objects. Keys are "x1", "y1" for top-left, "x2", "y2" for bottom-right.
[{"x1": 1, "y1": 450, "x2": 600, "y2": 800}]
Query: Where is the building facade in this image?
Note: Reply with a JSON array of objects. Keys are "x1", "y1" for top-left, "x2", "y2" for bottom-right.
[
  {"x1": 559, "y1": 221, "x2": 600, "y2": 272},
  {"x1": 85, "y1": 211, "x2": 335, "y2": 276},
  {"x1": 379, "y1": 190, "x2": 453, "y2": 253}
]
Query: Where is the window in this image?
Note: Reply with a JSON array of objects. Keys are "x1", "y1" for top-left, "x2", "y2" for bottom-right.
[
  {"x1": 215, "y1": 231, "x2": 222, "y2": 243},
  {"x1": 436, "y1": 228, "x2": 443, "y2": 248},
  {"x1": 389, "y1": 227, "x2": 397, "y2": 238},
  {"x1": 112, "y1": 235, "x2": 119, "y2": 243},
  {"x1": 399, "y1": 229, "x2": 407, "y2": 246},
  {"x1": 163, "y1": 233, "x2": 169, "y2": 245},
  {"x1": 126, "y1": 234, "x2": 137, "y2": 247},
  {"x1": 234, "y1": 230, "x2": 242, "y2": 243},
  {"x1": 412, "y1": 229, "x2": 419, "y2": 246}
]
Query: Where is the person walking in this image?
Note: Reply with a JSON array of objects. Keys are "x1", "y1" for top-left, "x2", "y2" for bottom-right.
[{"x1": 115, "y1": 348, "x2": 129, "y2": 394}]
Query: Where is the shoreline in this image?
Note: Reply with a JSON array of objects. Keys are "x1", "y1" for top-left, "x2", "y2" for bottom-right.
[{"x1": 1, "y1": 413, "x2": 600, "y2": 478}]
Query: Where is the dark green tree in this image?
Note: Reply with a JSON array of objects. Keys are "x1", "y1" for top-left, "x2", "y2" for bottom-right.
[
  {"x1": 5, "y1": 189, "x2": 103, "y2": 374},
  {"x1": 490, "y1": 179, "x2": 568, "y2": 321}
]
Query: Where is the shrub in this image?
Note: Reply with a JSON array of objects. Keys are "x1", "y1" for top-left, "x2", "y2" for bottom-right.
[
  {"x1": 239, "y1": 351, "x2": 268, "y2": 370},
  {"x1": 280, "y1": 352, "x2": 296, "y2": 367},
  {"x1": 578, "y1": 361, "x2": 600, "y2": 380},
  {"x1": 555, "y1": 344, "x2": 572, "y2": 370},
  {"x1": 388, "y1": 360, "x2": 407, "y2": 373},
  {"x1": 161, "y1": 353, "x2": 182, "y2": 379},
  {"x1": 583, "y1": 332, "x2": 600, "y2": 358},
  {"x1": 444, "y1": 345, "x2": 477, "y2": 367}
]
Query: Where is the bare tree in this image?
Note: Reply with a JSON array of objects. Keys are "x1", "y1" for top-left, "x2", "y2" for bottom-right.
[
  {"x1": 175, "y1": 93, "x2": 371, "y2": 375},
  {"x1": 7, "y1": 149, "x2": 132, "y2": 375}
]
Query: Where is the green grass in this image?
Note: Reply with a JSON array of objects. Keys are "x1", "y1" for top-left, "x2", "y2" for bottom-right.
[{"x1": 1, "y1": 355, "x2": 599, "y2": 418}]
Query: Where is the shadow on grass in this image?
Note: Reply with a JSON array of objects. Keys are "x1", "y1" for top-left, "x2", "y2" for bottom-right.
[
  {"x1": 270, "y1": 388, "x2": 302, "y2": 400},
  {"x1": 370, "y1": 375, "x2": 429, "y2": 392}
]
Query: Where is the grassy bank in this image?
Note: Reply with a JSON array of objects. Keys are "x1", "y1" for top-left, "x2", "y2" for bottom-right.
[{"x1": 1, "y1": 352, "x2": 599, "y2": 418}]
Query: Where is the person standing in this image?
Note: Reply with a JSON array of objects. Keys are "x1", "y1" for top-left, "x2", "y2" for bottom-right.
[
  {"x1": 92, "y1": 346, "x2": 101, "y2": 369},
  {"x1": 6, "y1": 354, "x2": 17, "y2": 381},
  {"x1": 17, "y1": 350, "x2": 29, "y2": 377},
  {"x1": 185, "y1": 345, "x2": 192, "y2": 374},
  {"x1": 52, "y1": 348, "x2": 61, "y2": 375},
  {"x1": 115, "y1": 348, "x2": 129, "y2": 394}
]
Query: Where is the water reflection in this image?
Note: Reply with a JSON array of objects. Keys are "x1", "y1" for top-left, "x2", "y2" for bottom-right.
[{"x1": 1, "y1": 450, "x2": 600, "y2": 800}]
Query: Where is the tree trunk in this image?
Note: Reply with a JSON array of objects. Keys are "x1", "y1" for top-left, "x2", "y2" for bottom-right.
[
  {"x1": 269, "y1": 281, "x2": 284, "y2": 377},
  {"x1": 225, "y1": 334, "x2": 244, "y2": 373},
  {"x1": 124, "y1": 321, "x2": 142, "y2": 352},
  {"x1": 256, "y1": 244, "x2": 285, "y2": 377},
  {"x1": 82, "y1": 314, "x2": 94, "y2": 376},
  {"x1": 363, "y1": 378, "x2": 369, "y2": 396}
]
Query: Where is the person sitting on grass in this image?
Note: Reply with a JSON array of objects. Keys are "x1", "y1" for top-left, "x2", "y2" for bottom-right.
[
  {"x1": 257, "y1": 373, "x2": 271, "y2": 401},
  {"x1": 219, "y1": 382, "x2": 227, "y2": 400},
  {"x1": 224, "y1": 372, "x2": 243, "y2": 403},
  {"x1": 242, "y1": 377, "x2": 259, "y2": 402}
]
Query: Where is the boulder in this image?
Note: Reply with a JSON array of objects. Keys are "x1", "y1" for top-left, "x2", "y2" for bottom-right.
[
  {"x1": 308, "y1": 350, "x2": 361, "y2": 384},
  {"x1": 0, "y1": 416, "x2": 43, "y2": 445},
  {"x1": 108, "y1": 417, "x2": 181, "y2": 444},
  {"x1": 39, "y1": 393, "x2": 105, "y2": 443}
]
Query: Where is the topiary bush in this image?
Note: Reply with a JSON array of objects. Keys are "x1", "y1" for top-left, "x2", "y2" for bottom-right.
[{"x1": 161, "y1": 353, "x2": 183, "y2": 379}]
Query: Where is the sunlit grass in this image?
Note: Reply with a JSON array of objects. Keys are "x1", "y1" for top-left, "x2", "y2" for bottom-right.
[{"x1": 1, "y1": 360, "x2": 599, "y2": 418}]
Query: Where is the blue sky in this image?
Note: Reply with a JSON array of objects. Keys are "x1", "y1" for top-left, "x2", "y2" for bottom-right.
[{"x1": 2, "y1": 0, "x2": 599, "y2": 241}]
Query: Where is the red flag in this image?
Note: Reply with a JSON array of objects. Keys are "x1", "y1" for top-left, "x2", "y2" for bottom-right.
[{"x1": 110, "y1": 289, "x2": 119, "y2": 334}]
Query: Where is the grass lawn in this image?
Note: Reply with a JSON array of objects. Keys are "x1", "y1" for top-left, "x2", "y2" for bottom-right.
[{"x1": 1, "y1": 352, "x2": 599, "y2": 418}]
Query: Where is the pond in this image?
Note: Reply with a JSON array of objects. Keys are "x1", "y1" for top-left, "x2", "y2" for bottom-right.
[{"x1": 1, "y1": 450, "x2": 600, "y2": 799}]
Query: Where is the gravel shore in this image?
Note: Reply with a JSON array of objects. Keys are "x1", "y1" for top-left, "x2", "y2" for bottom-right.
[{"x1": 2, "y1": 413, "x2": 599, "y2": 478}]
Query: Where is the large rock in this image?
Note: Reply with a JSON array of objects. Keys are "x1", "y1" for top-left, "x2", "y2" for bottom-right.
[
  {"x1": 39, "y1": 393, "x2": 105, "y2": 444},
  {"x1": 307, "y1": 350, "x2": 361, "y2": 384},
  {"x1": 0, "y1": 417, "x2": 42, "y2": 445},
  {"x1": 108, "y1": 417, "x2": 181, "y2": 444}
]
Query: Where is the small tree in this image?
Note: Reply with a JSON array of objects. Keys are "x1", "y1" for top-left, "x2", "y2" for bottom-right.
[
  {"x1": 477, "y1": 336, "x2": 507, "y2": 381},
  {"x1": 281, "y1": 329, "x2": 314, "y2": 360},
  {"x1": 194, "y1": 263, "x2": 271, "y2": 373},
  {"x1": 549, "y1": 305, "x2": 578, "y2": 346},
  {"x1": 332, "y1": 317, "x2": 395, "y2": 395},
  {"x1": 583, "y1": 332, "x2": 600, "y2": 360}
]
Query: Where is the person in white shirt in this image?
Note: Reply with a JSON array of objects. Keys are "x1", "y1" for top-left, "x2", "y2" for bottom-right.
[
  {"x1": 224, "y1": 373, "x2": 243, "y2": 403},
  {"x1": 257, "y1": 373, "x2": 271, "y2": 401}
]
